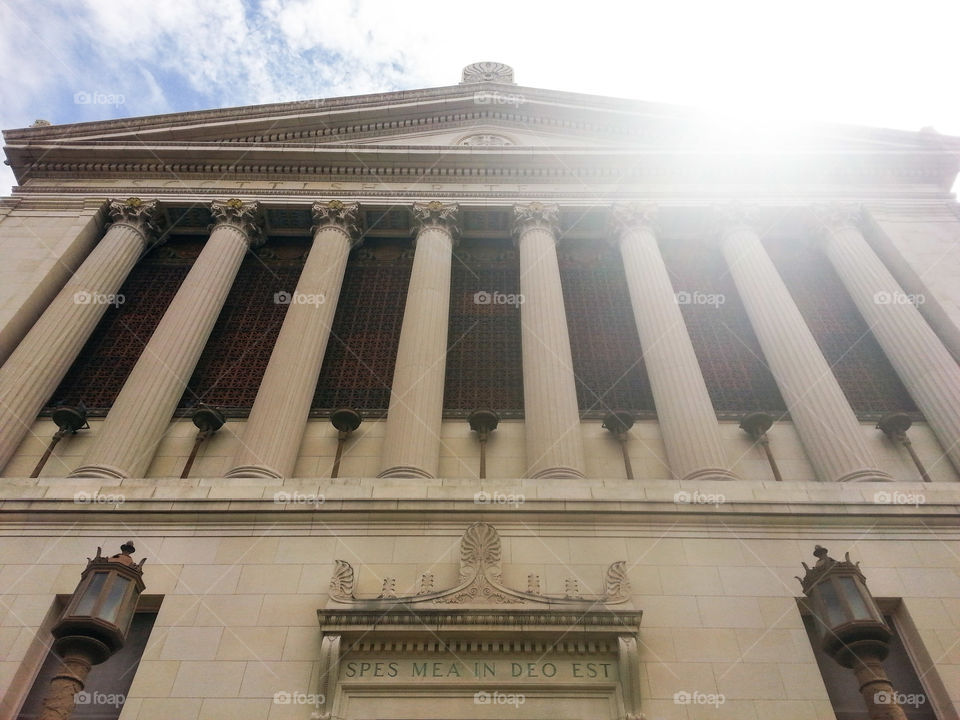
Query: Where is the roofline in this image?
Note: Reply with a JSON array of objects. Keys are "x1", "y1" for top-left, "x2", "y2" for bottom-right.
[{"x1": 5, "y1": 80, "x2": 959, "y2": 150}]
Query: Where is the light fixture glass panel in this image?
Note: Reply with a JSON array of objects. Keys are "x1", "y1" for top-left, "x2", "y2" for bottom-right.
[
  {"x1": 839, "y1": 576, "x2": 873, "y2": 620},
  {"x1": 817, "y1": 579, "x2": 848, "y2": 627},
  {"x1": 98, "y1": 576, "x2": 131, "y2": 623},
  {"x1": 73, "y1": 572, "x2": 107, "y2": 616}
]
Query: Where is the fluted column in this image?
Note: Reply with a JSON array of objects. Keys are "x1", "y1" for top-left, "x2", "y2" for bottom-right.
[
  {"x1": 71, "y1": 199, "x2": 263, "y2": 479},
  {"x1": 378, "y1": 202, "x2": 459, "y2": 478},
  {"x1": 612, "y1": 205, "x2": 737, "y2": 481},
  {"x1": 0, "y1": 198, "x2": 161, "y2": 472},
  {"x1": 817, "y1": 204, "x2": 960, "y2": 474},
  {"x1": 227, "y1": 200, "x2": 362, "y2": 479},
  {"x1": 513, "y1": 203, "x2": 586, "y2": 479},
  {"x1": 719, "y1": 207, "x2": 892, "y2": 482}
]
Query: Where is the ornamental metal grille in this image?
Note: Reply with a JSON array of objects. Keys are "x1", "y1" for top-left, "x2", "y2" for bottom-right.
[
  {"x1": 45, "y1": 238, "x2": 200, "y2": 413},
  {"x1": 558, "y1": 241, "x2": 656, "y2": 417},
  {"x1": 443, "y1": 239, "x2": 524, "y2": 417},
  {"x1": 311, "y1": 238, "x2": 413, "y2": 414},
  {"x1": 177, "y1": 240, "x2": 307, "y2": 410},
  {"x1": 766, "y1": 236, "x2": 919, "y2": 416},
  {"x1": 660, "y1": 238, "x2": 787, "y2": 415}
]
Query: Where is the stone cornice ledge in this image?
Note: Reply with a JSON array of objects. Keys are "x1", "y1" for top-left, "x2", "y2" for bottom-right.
[
  {"x1": 0, "y1": 479, "x2": 957, "y2": 529},
  {"x1": 317, "y1": 607, "x2": 643, "y2": 634}
]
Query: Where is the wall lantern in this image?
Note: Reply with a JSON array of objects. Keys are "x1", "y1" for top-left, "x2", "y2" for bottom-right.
[
  {"x1": 41, "y1": 542, "x2": 146, "y2": 720},
  {"x1": 602, "y1": 410, "x2": 635, "y2": 480},
  {"x1": 180, "y1": 404, "x2": 226, "y2": 478},
  {"x1": 739, "y1": 411, "x2": 783, "y2": 482},
  {"x1": 876, "y1": 412, "x2": 931, "y2": 483},
  {"x1": 468, "y1": 409, "x2": 499, "y2": 479},
  {"x1": 31, "y1": 403, "x2": 89, "y2": 478},
  {"x1": 329, "y1": 408, "x2": 362, "y2": 478},
  {"x1": 798, "y1": 545, "x2": 907, "y2": 720}
]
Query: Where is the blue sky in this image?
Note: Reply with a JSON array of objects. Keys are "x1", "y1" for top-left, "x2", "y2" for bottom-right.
[{"x1": 2, "y1": 0, "x2": 959, "y2": 195}]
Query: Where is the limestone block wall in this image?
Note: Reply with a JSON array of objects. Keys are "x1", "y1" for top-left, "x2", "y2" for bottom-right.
[
  {"x1": 0, "y1": 481, "x2": 958, "y2": 720},
  {"x1": 4, "y1": 417, "x2": 958, "y2": 483},
  {"x1": 0, "y1": 200, "x2": 106, "y2": 365}
]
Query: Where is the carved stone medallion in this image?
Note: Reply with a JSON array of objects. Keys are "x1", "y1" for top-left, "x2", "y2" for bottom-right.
[{"x1": 460, "y1": 62, "x2": 515, "y2": 85}]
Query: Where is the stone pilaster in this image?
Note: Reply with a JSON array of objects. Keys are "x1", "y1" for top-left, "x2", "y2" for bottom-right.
[
  {"x1": 378, "y1": 202, "x2": 459, "y2": 478},
  {"x1": 0, "y1": 198, "x2": 161, "y2": 472},
  {"x1": 611, "y1": 205, "x2": 737, "y2": 481},
  {"x1": 816, "y1": 204, "x2": 960, "y2": 474},
  {"x1": 513, "y1": 203, "x2": 586, "y2": 479},
  {"x1": 71, "y1": 199, "x2": 263, "y2": 479},
  {"x1": 719, "y1": 206, "x2": 891, "y2": 482},
  {"x1": 227, "y1": 200, "x2": 362, "y2": 479}
]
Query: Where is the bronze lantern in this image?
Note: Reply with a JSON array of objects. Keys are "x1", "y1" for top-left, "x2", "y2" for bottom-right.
[
  {"x1": 602, "y1": 410, "x2": 636, "y2": 480},
  {"x1": 468, "y1": 409, "x2": 500, "y2": 479},
  {"x1": 798, "y1": 545, "x2": 906, "y2": 720},
  {"x1": 41, "y1": 542, "x2": 146, "y2": 720},
  {"x1": 329, "y1": 408, "x2": 363, "y2": 478}
]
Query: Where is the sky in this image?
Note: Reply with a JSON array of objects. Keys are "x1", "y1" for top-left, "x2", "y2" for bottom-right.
[{"x1": 1, "y1": 0, "x2": 959, "y2": 196}]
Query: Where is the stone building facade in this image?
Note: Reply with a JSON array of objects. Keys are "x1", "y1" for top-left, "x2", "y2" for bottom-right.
[{"x1": 0, "y1": 63, "x2": 959, "y2": 719}]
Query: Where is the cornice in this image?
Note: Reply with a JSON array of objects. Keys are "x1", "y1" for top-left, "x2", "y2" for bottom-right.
[
  {"x1": 5, "y1": 152, "x2": 952, "y2": 193},
  {"x1": 1, "y1": 83, "x2": 692, "y2": 142},
  {"x1": 317, "y1": 608, "x2": 643, "y2": 632},
  {"x1": 221, "y1": 109, "x2": 642, "y2": 145},
  {"x1": 2, "y1": 494, "x2": 958, "y2": 534}
]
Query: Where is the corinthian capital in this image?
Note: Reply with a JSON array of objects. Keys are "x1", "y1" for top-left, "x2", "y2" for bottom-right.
[
  {"x1": 411, "y1": 201, "x2": 460, "y2": 239},
  {"x1": 107, "y1": 197, "x2": 163, "y2": 243},
  {"x1": 712, "y1": 203, "x2": 762, "y2": 237},
  {"x1": 811, "y1": 203, "x2": 863, "y2": 236},
  {"x1": 312, "y1": 200, "x2": 363, "y2": 247},
  {"x1": 512, "y1": 202, "x2": 560, "y2": 242},
  {"x1": 209, "y1": 198, "x2": 264, "y2": 247},
  {"x1": 610, "y1": 203, "x2": 658, "y2": 241}
]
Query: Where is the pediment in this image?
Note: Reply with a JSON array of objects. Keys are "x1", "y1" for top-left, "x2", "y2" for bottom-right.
[
  {"x1": 342, "y1": 125, "x2": 611, "y2": 148},
  {"x1": 4, "y1": 81, "x2": 956, "y2": 189},
  {"x1": 5, "y1": 84, "x2": 643, "y2": 148}
]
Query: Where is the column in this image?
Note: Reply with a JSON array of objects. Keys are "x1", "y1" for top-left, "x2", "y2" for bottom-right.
[
  {"x1": 71, "y1": 199, "x2": 263, "y2": 479},
  {"x1": 817, "y1": 204, "x2": 960, "y2": 474},
  {"x1": 227, "y1": 200, "x2": 362, "y2": 478},
  {"x1": 378, "y1": 202, "x2": 459, "y2": 478},
  {"x1": 0, "y1": 198, "x2": 161, "y2": 472},
  {"x1": 513, "y1": 202, "x2": 586, "y2": 479},
  {"x1": 611, "y1": 204, "x2": 737, "y2": 481},
  {"x1": 719, "y1": 206, "x2": 892, "y2": 482}
]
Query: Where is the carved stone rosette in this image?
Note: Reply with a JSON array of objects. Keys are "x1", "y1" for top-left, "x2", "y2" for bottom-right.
[
  {"x1": 209, "y1": 198, "x2": 264, "y2": 247},
  {"x1": 511, "y1": 202, "x2": 560, "y2": 242},
  {"x1": 327, "y1": 523, "x2": 632, "y2": 607},
  {"x1": 410, "y1": 201, "x2": 460, "y2": 241},
  {"x1": 311, "y1": 199, "x2": 363, "y2": 246},
  {"x1": 106, "y1": 197, "x2": 163, "y2": 243}
]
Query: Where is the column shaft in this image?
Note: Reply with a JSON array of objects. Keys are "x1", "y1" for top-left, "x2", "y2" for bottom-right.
[
  {"x1": 514, "y1": 203, "x2": 585, "y2": 479},
  {"x1": 227, "y1": 201, "x2": 360, "y2": 478},
  {"x1": 71, "y1": 200, "x2": 262, "y2": 478},
  {"x1": 721, "y1": 213, "x2": 891, "y2": 482},
  {"x1": 0, "y1": 198, "x2": 159, "y2": 472},
  {"x1": 819, "y1": 206, "x2": 960, "y2": 473},
  {"x1": 613, "y1": 205, "x2": 736, "y2": 480},
  {"x1": 378, "y1": 202, "x2": 458, "y2": 478}
]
